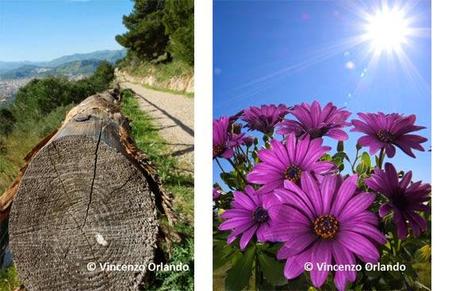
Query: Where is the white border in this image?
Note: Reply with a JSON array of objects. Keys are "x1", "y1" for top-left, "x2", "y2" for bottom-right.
[
  {"x1": 195, "y1": 0, "x2": 213, "y2": 290},
  {"x1": 432, "y1": 0, "x2": 460, "y2": 289}
]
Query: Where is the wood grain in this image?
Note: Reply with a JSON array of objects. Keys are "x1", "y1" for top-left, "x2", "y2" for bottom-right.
[{"x1": 8, "y1": 89, "x2": 173, "y2": 290}]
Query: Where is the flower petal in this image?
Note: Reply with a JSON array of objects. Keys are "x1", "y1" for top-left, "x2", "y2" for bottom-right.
[
  {"x1": 300, "y1": 172, "x2": 323, "y2": 215},
  {"x1": 310, "y1": 241, "x2": 332, "y2": 288},
  {"x1": 239, "y1": 224, "x2": 258, "y2": 250},
  {"x1": 284, "y1": 248, "x2": 311, "y2": 279},
  {"x1": 331, "y1": 175, "x2": 358, "y2": 216},
  {"x1": 277, "y1": 233, "x2": 316, "y2": 259},
  {"x1": 338, "y1": 192, "x2": 375, "y2": 221},
  {"x1": 338, "y1": 231, "x2": 380, "y2": 263}
]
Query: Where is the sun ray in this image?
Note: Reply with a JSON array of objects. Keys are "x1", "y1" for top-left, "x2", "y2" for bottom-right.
[
  {"x1": 216, "y1": 0, "x2": 430, "y2": 111},
  {"x1": 215, "y1": 35, "x2": 368, "y2": 108}
]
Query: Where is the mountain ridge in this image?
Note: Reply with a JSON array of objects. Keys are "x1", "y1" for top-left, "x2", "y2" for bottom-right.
[
  {"x1": 0, "y1": 59, "x2": 105, "y2": 80},
  {"x1": 0, "y1": 49, "x2": 126, "y2": 73}
]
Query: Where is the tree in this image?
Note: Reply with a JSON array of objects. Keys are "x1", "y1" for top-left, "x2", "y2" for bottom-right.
[
  {"x1": 116, "y1": 0, "x2": 194, "y2": 65},
  {"x1": 116, "y1": 0, "x2": 169, "y2": 61},
  {"x1": 89, "y1": 61, "x2": 115, "y2": 92},
  {"x1": 162, "y1": 0, "x2": 194, "y2": 65}
]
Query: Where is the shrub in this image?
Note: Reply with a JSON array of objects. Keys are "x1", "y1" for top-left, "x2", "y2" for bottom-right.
[
  {"x1": 88, "y1": 61, "x2": 115, "y2": 92},
  {"x1": 0, "y1": 108, "x2": 16, "y2": 136},
  {"x1": 12, "y1": 62, "x2": 114, "y2": 118}
]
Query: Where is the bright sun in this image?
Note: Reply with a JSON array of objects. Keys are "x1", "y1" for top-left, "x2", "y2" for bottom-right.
[{"x1": 364, "y1": 5, "x2": 410, "y2": 54}]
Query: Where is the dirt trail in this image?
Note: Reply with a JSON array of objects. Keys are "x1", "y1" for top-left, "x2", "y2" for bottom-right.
[{"x1": 120, "y1": 82, "x2": 194, "y2": 173}]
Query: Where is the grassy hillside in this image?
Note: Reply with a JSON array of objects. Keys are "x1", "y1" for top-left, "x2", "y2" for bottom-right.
[
  {"x1": 0, "y1": 62, "x2": 115, "y2": 288},
  {"x1": 120, "y1": 57, "x2": 192, "y2": 82},
  {"x1": 0, "y1": 62, "x2": 115, "y2": 192}
]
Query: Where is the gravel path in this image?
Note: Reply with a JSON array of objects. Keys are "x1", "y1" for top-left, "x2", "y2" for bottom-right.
[{"x1": 120, "y1": 82, "x2": 194, "y2": 173}]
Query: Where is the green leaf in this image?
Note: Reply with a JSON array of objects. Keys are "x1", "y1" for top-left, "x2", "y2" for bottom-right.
[
  {"x1": 225, "y1": 244, "x2": 256, "y2": 291},
  {"x1": 338, "y1": 163, "x2": 345, "y2": 172},
  {"x1": 356, "y1": 163, "x2": 365, "y2": 175},
  {"x1": 333, "y1": 151, "x2": 350, "y2": 163},
  {"x1": 356, "y1": 152, "x2": 372, "y2": 174},
  {"x1": 220, "y1": 172, "x2": 238, "y2": 189},
  {"x1": 258, "y1": 251, "x2": 287, "y2": 286},
  {"x1": 213, "y1": 239, "x2": 238, "y2": 271},
  {"x1": 321, "y1": 153, "x2": 332, "y2": 161},
  {"x1": 362, "y1": 152, "x2": 371, "y2": 168}
]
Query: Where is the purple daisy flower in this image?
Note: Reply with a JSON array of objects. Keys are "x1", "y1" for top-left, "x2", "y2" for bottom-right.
[
  {"x1": 247, "y1": 134, "x2": 334, "y2": 193},
  {"x1": 213, "y1": 117, "x2": 244, "y2": 159},
  {"x1": 351, "y1": 112, "x2": 427, "y2": 158},
  {"x1": 366, "y1": 163, "x2": 431, "y2": 239},
  {"x1": 241, "y1": 104, "x2": 288, "y2": 134},
  {"x1": 277, "y1": 101, "x2": 351, "y2": 141},
  {"x1": 270, "y1": 173, "x2": 385, "y2": 290},
  {"x1": 218, "y1": 186, "x2": 277, "y2": 250},
  {"x1": 213, "y1": 186, "x2": 223, "y2": 200}
]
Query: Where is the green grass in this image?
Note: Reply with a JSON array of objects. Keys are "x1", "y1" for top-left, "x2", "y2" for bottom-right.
[
  {"x1": 0, "y1": 104, "x2": 72, "y2": 193},
  {"x1": 0, "y1": 266, "x2": 20, "y2": 290},
  {"x1": 120, "y1": 57, "x2": 192, "y2": 82},
  {"x1": 120, "y1": 89, "x2": 194, "y2": 290},
  {"x1": 154, "y1": 60, "x2": 192, "y2": 83},
  {"x1": 0, "y1": 105, "x2": 73, "y2": 290},
  {"x1": 119, "y1": 58, "x2": 194, "y2": 97}
]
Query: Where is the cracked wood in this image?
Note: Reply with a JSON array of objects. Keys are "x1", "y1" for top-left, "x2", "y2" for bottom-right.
[{"x1": 7, "y1": 89, "x2": 172, "y2": 290}]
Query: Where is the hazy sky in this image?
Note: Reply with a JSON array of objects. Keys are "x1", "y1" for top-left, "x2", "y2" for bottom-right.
[
  {"x1": 214, "y1": 0, "x2": 431, "y2": 183},
  {"x1": 0, "y1": 0, "x2": 132, "y2": 61}
]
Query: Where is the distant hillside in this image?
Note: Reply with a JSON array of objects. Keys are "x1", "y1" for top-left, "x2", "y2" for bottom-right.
[
  {"x1": 0, "y1": 61, "x2": 36, "y2": 73},
  {"x1": 0, "y1": 60, "x2": 103, "y2": 80},
  {"x1": 0, "y1": 49, "x2": 126, "y2": 77},
  {"x1": 46, "y1": 50, "x2": 126, "y2": 67},
  {"x1": 54, "y1": 59, "x2": 102, "y2": 75}
]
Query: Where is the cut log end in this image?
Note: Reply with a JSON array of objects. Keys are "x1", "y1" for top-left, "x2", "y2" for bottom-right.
[{"x1": 10, "y1": 124, "x2": 159, "y2": 288}]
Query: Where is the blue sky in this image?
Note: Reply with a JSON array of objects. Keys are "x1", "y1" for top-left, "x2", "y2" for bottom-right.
[
  {"x1": 0, "y1": 0, "x2": 132, "y2": 61},
  {"x1": 214, "y1": 0, "x2": 431, "y2": 183}
]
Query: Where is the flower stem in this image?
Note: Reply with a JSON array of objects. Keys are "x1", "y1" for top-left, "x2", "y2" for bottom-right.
[
  {"x1": 227, "y1": 158, "x2": 247, "y2": 183},
  {"x1": 351, "y1": 146, "x2": 361, "y2": 172},
  {"x1": 377, "y1": 149, "x2": 385, "y2": 169},
  {"x1": 215, "y1": 158, "x2": 226, "y2": 173}
]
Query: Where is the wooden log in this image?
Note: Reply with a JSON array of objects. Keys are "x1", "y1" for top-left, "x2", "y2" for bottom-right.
[{"x1": 8, "y1": 89, "x2": 174, "y2": 290}]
